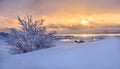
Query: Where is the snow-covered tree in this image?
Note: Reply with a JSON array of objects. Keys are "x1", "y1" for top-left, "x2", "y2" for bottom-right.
[{"x1": 7, "y1": 16, "x2": 56, "y2": 54}]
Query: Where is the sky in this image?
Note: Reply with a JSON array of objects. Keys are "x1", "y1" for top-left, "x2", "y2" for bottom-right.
[{"x1": 0, "y1": 0, "x2": 120, "y2": 34}]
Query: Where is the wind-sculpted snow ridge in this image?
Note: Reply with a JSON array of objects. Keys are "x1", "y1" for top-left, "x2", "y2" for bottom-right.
[{"x1": 0, "y1": 37, "x2": 120, "y2": 69}]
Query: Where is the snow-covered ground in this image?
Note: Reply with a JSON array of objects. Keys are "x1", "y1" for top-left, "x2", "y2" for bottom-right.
[{"x1": 0, "y1": 37, "x2": 120, "y2": 69}]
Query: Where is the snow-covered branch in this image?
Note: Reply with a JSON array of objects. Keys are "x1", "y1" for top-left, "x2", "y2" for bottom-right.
[{"x1": 7, "y1": 16, "x2": 56, "y2": 54}]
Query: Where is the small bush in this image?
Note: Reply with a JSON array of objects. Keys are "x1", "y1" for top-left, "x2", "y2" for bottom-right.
[
  {"x1": 0, "y1": 32, "x2": 9, "y2": 38},
  {"x1": 6, "y1": 16, "x2": 56, "y2": 54}
]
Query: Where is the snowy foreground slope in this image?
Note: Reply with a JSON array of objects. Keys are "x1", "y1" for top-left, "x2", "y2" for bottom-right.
[{"x1": 0, "y1": 37, "x2": 120, "y2": 69}]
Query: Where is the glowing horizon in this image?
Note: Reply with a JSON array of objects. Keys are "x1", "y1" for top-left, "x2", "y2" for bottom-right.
[{"x1": 0, "y1": 0, "x2": 120, "y2": 33}]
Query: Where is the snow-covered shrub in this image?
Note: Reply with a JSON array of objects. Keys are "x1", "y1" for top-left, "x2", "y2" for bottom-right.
[
  {"x1": 0, "y1": 32, "x2": 9, "y2": 38},
  {"x1": 7, "y1": 16, "x2": 56, "y2": 54}
]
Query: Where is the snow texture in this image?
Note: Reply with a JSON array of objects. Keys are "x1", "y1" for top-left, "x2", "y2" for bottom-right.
[{"x1": 0, "y1": 37, "x2": 120, "y2": 69}]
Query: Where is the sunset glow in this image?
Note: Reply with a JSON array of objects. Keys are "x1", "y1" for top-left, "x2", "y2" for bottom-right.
[
  {"x1": 81, "y1": 19, "x2": 89, "y2": 25},
  {"x1": 0, "y1": 0, "x2": 120, "y2": 34}
]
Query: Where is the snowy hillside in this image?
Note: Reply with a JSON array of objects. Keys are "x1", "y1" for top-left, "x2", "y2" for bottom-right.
[{"x1": 0, "y1": 37, "x2": 120, "y2": 69}]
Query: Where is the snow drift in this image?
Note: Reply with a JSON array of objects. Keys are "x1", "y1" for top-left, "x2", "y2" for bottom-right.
[{"x1": 0, "y1": 37, "x2": 120, "y2": 69}]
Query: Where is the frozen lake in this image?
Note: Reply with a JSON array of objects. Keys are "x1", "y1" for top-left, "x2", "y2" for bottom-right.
[{"x1": 55, "y1": 34, "x2": 120, "y2": 37}]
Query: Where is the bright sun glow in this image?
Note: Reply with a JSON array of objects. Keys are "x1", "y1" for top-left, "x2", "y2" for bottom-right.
[{"x1": 81, "y1": 19, "x2": 88, "y2": 25}]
